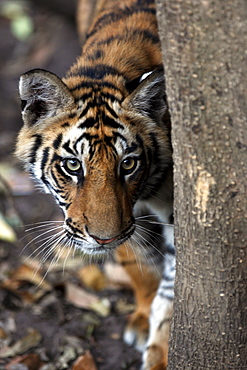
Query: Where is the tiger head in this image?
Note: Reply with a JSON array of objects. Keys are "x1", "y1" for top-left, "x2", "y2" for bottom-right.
[{"x1": 16, "y1": 68, "x2": 171, "y2": 255}]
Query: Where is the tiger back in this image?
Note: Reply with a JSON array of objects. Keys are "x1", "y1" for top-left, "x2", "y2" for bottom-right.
[{"x1": 16, "y1": 0, "x2": 174, "y2": 369}]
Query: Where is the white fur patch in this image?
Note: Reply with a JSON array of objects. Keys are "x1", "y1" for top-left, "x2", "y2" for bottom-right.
[{"x1": 139, "y1": 71, "x2": 153, "y2": 82}]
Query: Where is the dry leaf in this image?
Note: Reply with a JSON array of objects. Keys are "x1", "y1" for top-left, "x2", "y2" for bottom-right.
[
  {"x1": 65, "y1": 283, "x2": 110, "y2": 317},
  {"x1": 9, "y1": 263, "x2": 52, "y2": 291},
  {"x1": 22, "y1": 255, "x2": 84, "y2": 273},
  {"x1": 78, "y1": 265, "x2": 107, "y2": 291},
  {"x1": 1, "y1": 263, "x2": 52, "y2": 304},
  {"x1": 6, "y1": 353, "x2": 44, "y2": 370},
  {"x1": 72, "y1": 351, "x2": 98, "y2": 370},
  {"x1": 66, "y1": 282, "x2": 99, "y2": 309},
  {"x1": 0, "y1": 328, "x2": 42, "y2": 358}
]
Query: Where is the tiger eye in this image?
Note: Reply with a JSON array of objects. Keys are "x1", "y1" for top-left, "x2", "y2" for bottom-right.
[
  {"x1": 63, "y1": 158, "x2": 81, "y2": 174},
  {"x1": 121, "y1": 157, "x2": 137, "y2": 173}
]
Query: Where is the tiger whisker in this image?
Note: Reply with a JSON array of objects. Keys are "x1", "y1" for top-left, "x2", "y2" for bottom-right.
[
  {"x1": 137, "y1": 219, "x2": 174, "y2": 228},
  {"x1": 18, "y1": 222, "x2": 63, "y2": 245},
  {"x1": 62, "y1": 235, "x2": 75, "y2": 274},
  {"x1": 34, "y1": 233, "x2": 68, "y2": 285},
  {"x1": 131, "y1": 232, "x2": 161, "y2": 276},
  {"x1": 20, "y1": 225, "x2": 64, "y2": 255},
  {"x1": 135, "y1": 214, "x2": 158, "y2": 220},
  {"x1": 24, "y1": 229, "x2": 65, "y2": 262},
  {"x1": 126, "y1": 237, "x2": 144, "y2": 275},
  {"x1": 134, "y1": 228, "x2": 165, "y2": 259},
  {"x1": 23, "y1": 226, "x2": 63, "y2": 243},
  {"x1": 136, "y1": 225, "x2": 174, "y2": 265},
  {"x1": 131, "y1": 233, "x2": 160, "y2": 274},
  {"x1": 24, "y1": 221, "x2": 63, "y2": 233},
  {"x1": 39, "y1": 233, "x2": 66, "y2": 266},
  {"x1": 136, "y1": 223, "x2": 164, "y2": 240}
]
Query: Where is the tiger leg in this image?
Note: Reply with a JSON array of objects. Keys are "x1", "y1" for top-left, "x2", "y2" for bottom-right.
[
  {"x1": 142, "y1": 248, "x2": 175, "y2": 370},
  {"x1": 115, "y1": 242, "x2": 161, "y2": 352}
]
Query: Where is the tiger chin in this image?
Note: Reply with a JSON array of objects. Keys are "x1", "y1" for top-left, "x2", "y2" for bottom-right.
[{"x1": 15, "y1": 0, "x2": 175, "y2": 369}]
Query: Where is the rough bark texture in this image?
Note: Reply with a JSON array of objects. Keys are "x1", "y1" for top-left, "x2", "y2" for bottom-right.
[{"x1": 155, "y1": 0, "x2": 247, "y2": 368}]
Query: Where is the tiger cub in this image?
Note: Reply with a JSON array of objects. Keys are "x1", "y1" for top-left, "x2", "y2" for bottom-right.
[{"x1": 15, "y1": 0, "x2": 175, "y2": 368}]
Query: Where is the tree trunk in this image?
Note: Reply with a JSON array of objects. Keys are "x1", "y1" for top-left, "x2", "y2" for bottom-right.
[{"x1": 155, "y1": 0, "x2": 247, "y2": 368}]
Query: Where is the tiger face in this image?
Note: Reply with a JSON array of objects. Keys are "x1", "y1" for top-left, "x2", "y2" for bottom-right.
[{"x1": 16, "y1": 68, "x2": 171, "y2": 255}]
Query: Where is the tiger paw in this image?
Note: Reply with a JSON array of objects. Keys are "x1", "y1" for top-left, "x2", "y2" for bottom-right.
[
  {"x1": 142, "y1": 343, "x2": 167, "y2": 370},
  {"x1": 123, "y1": 311, "x2": 149, "y2": 352}
]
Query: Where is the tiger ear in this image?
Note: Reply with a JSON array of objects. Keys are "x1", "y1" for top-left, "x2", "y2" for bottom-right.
[
  {"x1": 19, "y1": 69, "x2": 75, "y2": 126},
  {"x1": 124, "y1": 69, "x2": 168, "y2": 125}
]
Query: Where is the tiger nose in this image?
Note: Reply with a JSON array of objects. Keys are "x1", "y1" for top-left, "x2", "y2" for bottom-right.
[{"x1": 90, "y1": 234, "x2": 118, "y2": 245}]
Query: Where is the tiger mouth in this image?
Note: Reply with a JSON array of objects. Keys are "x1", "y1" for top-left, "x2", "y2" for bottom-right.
[{"x1": 67, "y1": 224, "x2": 135, "y2": 255}]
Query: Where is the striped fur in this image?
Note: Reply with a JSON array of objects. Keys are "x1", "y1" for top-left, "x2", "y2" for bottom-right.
[{"x1": 16, "y1": 0, "x2": 175, "y2": 368}]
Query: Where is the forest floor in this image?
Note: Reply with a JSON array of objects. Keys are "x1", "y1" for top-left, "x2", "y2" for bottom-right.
[{"x1": 0, "y1": 1, "x2": 142, "y2": 368}]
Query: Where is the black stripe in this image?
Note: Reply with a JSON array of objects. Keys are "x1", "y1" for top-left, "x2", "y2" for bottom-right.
[
  {"x1": 97, "y1": 29, "x2": 159, "y2": 48},
  {"x1": 158, "y1": 292, "x2": 174, "y2": 301},
  {"x1": 87, "y1": 7, "x2": 156, "y2": 39},
  {"x1": 41, "y1": 147, "x2": 50, "y2": 172},
  {"x1": 149, "y1": 132, "x2": 160, "y2": 166},
  {"x1": 86, "y1": 49, "x2": 105, "y2": 61},
  {"x1": 30, "y1": 134, "x2": 43, "y2": 164},
  {"x1": 103, "y1": 115, "x2": 123, "y2": 129},
  {"x1": 78, "y1": 98, "x2": 119, "y2": 121},
  {"x1": 65, "y1": 202, "x2": 72, "y2": 210},
  {"x1": 41, "y1": 174, "x2": 51, "y2": 189},
  {"x1": 61, "y1": 122, "x2": 70, "y2": 128},
  {"x1": 125, "y1": 142, "x2": 138, "y2": 154},
  {"x1": 52, "y1": 133, "x2": 63, "y2": 149},
  {"x1": 59, "y1": 201, "x2": 68, "y2": 208},
  {"x1": 51, "y1": 152, "x2": 62, "y2": 163},
  {"x1": 62, "y1": 140, "x2": 77, "y2": 156},
  {"x1": 69, "y1": 64, "x2": 121, "y2": 80},
  {"x1": 55, "y1": 163, "x2": 72, "y2": 182},
  {"x1": 104, "y1": 102, "x2": 118, "y2": 119},
  {"x1": 114, "y1": 132, "x2": 128, "y2": 145},
  {"x1": 79, "y1": 117, "x2": 96, "y2": 129},
  {"x1": 70, "y1": 82, "x2": 93, "y2": 92},
  {"x1": 136, "y1": 0, "x2": 155, "y2": 5},
  {"x1": 103, "y1": 135, "x2": 118, "y2": 155},
  {"x1": 50, "y1": 168, "x2": 64, "y2": 190},
  {"x1": 100, "y1": 91, "x2": 123, "y2": 102},
  {"x1": 162, "y1": 272, "x2": 175, "y2": 282},
  {"x1": 73, "y1": 133, "x2": 86, "y2": 152},
  {"x1": 146, "y1": 146, "x2": 153, "y2": 168},
  {"x1": 66, "y1": 219, "x2": 83, "y2": 236},
  {"x1": 166, "y1": 243, "x2": 175, "y2": 255},
  {"x1": 136, "y1": 133, "x2": 144, "y2": 148},
  {"x1": 73, "y1": 86, "x2": 123, "y2": 103},
  {"x1": 79, "y1": 101, "x2": 94, "y2": 118}
]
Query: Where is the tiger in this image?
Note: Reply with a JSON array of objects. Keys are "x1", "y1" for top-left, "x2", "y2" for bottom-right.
[{"x1": 15, "y1": 0, "x2": 175, "y2": 368}]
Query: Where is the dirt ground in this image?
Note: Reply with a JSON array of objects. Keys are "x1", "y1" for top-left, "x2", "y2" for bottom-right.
[{"x1": 0, "y1": 0, "x2": 142, "y2": 368}]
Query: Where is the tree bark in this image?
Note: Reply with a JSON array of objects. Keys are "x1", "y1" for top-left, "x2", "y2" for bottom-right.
[{"x1": 155, "y1": 0, "x2": 247, "y2": 368}]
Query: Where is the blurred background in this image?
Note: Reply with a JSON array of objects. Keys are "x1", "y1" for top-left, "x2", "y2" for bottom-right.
[{"x1": 0, "y1": 1, "x2": 142, "y2": 368}]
